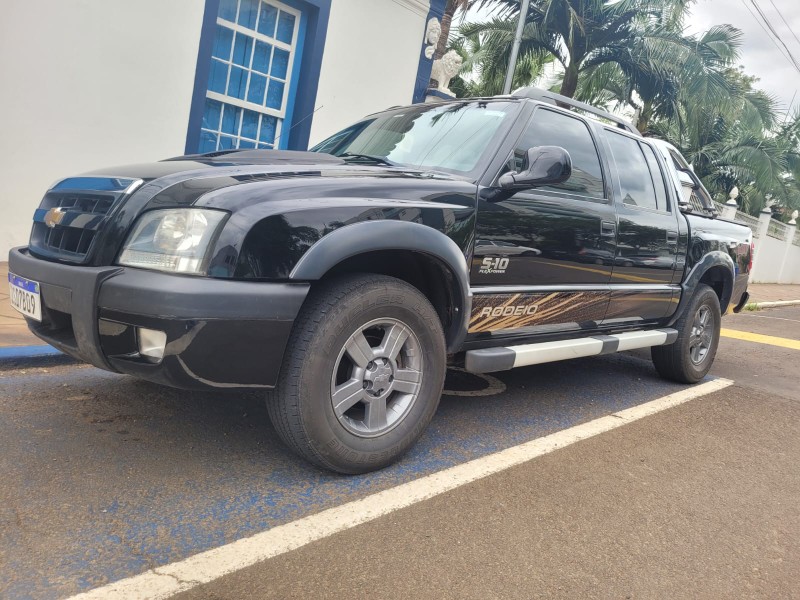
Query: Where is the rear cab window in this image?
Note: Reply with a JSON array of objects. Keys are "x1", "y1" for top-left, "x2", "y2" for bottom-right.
[{"x1": 605, "y1": 131, "x2": 670, "y2": 212}]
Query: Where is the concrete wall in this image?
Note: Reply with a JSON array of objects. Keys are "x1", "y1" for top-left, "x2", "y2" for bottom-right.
[
  {"x1": 308, "y1": 0, "x2": 428, "y2": 145},
  {"x1": 0, "y1": 0, "x2": 205, "y2": 255},
  {"x1": 748, "y1": 213, "x2": 800, "y2": 284}
]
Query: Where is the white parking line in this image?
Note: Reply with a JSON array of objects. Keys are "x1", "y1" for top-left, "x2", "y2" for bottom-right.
[{"x1": 68, "y1": 378, "x2": 733, "y2": 600}]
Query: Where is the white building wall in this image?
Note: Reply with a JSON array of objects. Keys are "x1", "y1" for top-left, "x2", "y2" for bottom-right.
[
  {"x1": 0, "y1": 0, "x2": 432, "y2": 256},
  {"x1": 0, "y1": 0, "x2": 205, "y2": 255},
  {"x1": 308, "y1": 0, "x2": 429, "y2": 145}
]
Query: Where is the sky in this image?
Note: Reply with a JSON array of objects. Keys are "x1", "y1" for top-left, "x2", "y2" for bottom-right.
[
  {"x1": 464, "y1": 0, "x2": 800, "y2": 115},
  {"x1": 690, "y1": 0, "x2": 800, "y2": 114}
]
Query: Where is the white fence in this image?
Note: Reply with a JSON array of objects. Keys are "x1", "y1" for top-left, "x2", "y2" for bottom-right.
[
  {"x1": 737, "y1": 211, "x2": 762, "y2": 238},
  {"x1": 719, "y1": 205, "x2": 800, "y2": 284}
]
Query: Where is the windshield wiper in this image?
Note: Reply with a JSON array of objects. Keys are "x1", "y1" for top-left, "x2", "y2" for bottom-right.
[{"x1": 339, "y1": 153, "x2": 397, "y2": 166}]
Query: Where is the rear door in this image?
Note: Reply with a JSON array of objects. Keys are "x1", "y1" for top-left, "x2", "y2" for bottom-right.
[
  {"x1": 470, "y1": 106, "x2": 616, "y2": 339},
  {"x1": 601, "y1": 130, "x2": 681, "y2": 323}
]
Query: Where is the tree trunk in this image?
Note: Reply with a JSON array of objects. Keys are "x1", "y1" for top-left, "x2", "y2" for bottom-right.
[
  {"x1": 434, "y1": 0, "x2": 456, "y2": 60},
  {"x1": 559, "y1": 63, "x2": 579, "y2": 98},
  {"x1": 637, "y1": 101, "x2": 653, "y2": 134}
]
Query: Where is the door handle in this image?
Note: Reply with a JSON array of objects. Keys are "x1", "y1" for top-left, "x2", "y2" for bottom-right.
[
  {"x1": 601, "y1": 221, "x2": 616, "y2": 237},
  {"x1": 666, "y1": 231, "x2": 678, "y2": 245}
]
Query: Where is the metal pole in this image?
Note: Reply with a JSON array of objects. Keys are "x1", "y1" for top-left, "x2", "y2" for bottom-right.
[{"x1": 503, "y1": 0, "x2": 531, "y2": 95}]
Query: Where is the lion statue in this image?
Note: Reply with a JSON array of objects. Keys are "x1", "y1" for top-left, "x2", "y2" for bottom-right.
[{"x1": 430, "y1": 50, "x2": 463, "y2": 97}]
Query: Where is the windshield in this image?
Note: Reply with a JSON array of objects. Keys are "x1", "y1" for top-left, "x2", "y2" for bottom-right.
[{"x1": 310, "y1": 101, "x2": 517, "y2": 176}]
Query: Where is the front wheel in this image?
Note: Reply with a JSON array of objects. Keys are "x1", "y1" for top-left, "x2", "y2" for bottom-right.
[
  {"x1": 651, "y1": 284, "x2": 721, "y2": 383},
  {"x1": 266, "y1": 274, "x2": 446, "y2": 474}
]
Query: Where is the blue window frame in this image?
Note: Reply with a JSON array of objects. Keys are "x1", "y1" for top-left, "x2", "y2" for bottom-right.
[
  {"x1": 197, "y1": 0, "x2": 304, "y2": 153},
  {"x1": 187, "y1": 0, "x2": 331, "y2": 154}
]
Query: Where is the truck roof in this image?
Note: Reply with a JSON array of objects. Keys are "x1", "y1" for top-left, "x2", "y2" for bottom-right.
[{"x1": 511, "y1": 87, "x2": 640, "y2": 136}]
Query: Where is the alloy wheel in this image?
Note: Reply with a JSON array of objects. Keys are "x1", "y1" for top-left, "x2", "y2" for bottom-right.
[
  {"x1": 330, "y1": 318, "x2": 423, "y2": 438},
  {"x1": 689, "y1": 305, "x2": 714, "y2": 365}
]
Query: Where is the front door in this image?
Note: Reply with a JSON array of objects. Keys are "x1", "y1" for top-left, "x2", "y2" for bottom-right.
[{"x1": 470, "y1": 107, "x2": 616, "y2": 339}]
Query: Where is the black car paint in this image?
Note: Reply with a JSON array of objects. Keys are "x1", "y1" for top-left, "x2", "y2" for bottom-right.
[{"x1": 11, "y1": 97, "x2": 752, "y2": 390}]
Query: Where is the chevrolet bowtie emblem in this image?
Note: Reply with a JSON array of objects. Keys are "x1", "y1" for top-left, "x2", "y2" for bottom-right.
[{"x1": 43, "y1": 207, "x2": 66, "y2": 228}]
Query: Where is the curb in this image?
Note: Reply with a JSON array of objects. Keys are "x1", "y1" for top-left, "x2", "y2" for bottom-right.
[
  {"x1": 746, "y1": 299, "x2": 800, "y2": 310},
  {"x1": 0, "y1": 344, "x2": 77, "y2": 366}
]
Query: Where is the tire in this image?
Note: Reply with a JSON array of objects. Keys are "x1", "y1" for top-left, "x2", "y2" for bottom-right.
[
  {"x1": 651, "y1": 283, "x2": 721, "y2": 383},
  {"x1": 266, "y1": 274, "x2": 446, "y2": 474}
]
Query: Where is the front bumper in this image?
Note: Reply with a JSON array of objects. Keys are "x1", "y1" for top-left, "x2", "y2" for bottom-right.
[{"x1": 8, "y1": 247, "x2": 309, "y2": 390}]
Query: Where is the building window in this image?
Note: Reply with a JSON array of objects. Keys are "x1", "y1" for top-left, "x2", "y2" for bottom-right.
[{"x1": 199, "y1": 0, "x2": 302, "y2": 152}]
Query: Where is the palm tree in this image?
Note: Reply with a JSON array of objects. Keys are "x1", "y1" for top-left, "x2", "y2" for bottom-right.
[
  {"x1": 449, "y1": 29, "x2": 553, "y2": 96},
  {"x1": 435, "y1": 0, "x2": 473, "y2": 59},
  {"x1": 574, "y1": 24, "x2": 742, "y2": 133},
  {"x1": 651, "y1": 67, "x2": 800, "y2": 216},
  {"x1": 461, "y1": 0, "x2": 693, "y2": 98}
]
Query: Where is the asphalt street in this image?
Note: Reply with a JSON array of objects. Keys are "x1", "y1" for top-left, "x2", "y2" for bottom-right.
[{"x1": 1, "y1": 307, "x2": 799, "y2": 599}]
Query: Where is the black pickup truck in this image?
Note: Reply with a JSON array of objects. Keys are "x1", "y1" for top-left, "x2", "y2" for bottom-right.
[{"x1": 8, "y1": 88, "x2": 752, "y2": 473}]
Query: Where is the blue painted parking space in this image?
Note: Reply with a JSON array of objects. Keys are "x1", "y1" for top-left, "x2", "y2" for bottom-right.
[{"x1": 0, "y1": 352, "x2": 697, "y2": 599}]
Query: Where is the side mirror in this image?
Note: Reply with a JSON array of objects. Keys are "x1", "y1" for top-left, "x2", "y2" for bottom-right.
[{"x1": 498, "y1": 146, "x2": 572, "y2": 190}]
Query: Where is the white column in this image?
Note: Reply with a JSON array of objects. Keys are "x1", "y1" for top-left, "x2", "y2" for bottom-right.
[
  {"x1": 777, "y1": 225, "x2": 796, "y2": 283},
  {"x1": 722, "y1": 203, "x2": 737, "y2": 221},
  {"x1": 751, "y1": 209, "x2": 772, "y2": 280}
]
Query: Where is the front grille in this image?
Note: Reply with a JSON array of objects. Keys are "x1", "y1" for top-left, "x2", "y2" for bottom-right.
[
  {"x1": 29, "y1": 177, "x2": 140, "y2": 263},
  {"x1": 41, "y1": 222, "x2": 97, "y2": 256}
]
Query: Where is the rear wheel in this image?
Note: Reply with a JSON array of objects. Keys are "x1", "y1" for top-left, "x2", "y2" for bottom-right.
[
  {"x1": 266, "y1": 274, "x2": 446, "y2": 474},
  {"x1": 652, "y1": 284, "x2": 721, "y2": 383}
]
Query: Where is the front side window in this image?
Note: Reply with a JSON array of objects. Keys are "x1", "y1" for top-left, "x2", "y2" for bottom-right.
[
  {"x1": 199, "y1": 0, "x2": 302, "y2": 152},
  {"x1": 513, "y1": 108, "x2": 605, "y2": 199},
  {"x1": 310, "y1": 101, "x2": 516, "y2": 176}
]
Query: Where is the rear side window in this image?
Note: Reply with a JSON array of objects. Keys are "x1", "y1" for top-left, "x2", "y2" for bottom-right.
[
  {"x1": 606, "y1": 131, "x2": 659, "y2": 210},
  {"x1": 641, "y1": 143, "x2": 670, "y2": 211},
  {"x1": 514, "y1": 109, "x2": 605, "y2": 199}
]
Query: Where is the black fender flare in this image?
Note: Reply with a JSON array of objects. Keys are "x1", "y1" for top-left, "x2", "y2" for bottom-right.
[
  {"x1": 289, "y1": 220, "x2": 472, "y2": 352},
  {"x1": 669, "y1": 251, "x2": 735, "y2": 326}
]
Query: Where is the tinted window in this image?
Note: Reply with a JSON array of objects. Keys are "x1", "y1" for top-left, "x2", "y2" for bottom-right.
[
  {"x1": 641, "y1": 143, "x2": 669, "y2": 211},
  {"x1": 311, "y1": 123, "x2": 365, "y2": 154},
  {"x1": 311, "y1": 101, "x2": 515, "y2": 175},
  {"x1": 606, "y1": 132, "x2": 658, "y2": 210},
  {"x1": 515, "y1": 109, "x2": 605, "y2": 198}
]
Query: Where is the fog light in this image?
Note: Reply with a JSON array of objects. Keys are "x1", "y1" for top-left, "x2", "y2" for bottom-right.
[{"x1": 138, "y1": 327, "x2": 167, "y2": 360}]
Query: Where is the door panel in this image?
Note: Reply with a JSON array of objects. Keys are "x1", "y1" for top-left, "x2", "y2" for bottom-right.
[
  {"x1": 472, "y1": 194, "x2": 616, "y2": 286},
  {"x1": 602, "y1": 286, "x2": 679, "y2": 324},
  {"x1": 603, "y1": 131, "x2": 680, "y2": 322},
  {"x1": 469, "y1": 290, "x2": 611, "y2": 336}
]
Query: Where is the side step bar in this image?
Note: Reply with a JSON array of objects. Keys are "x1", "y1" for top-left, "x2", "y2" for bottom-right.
[{"x1": 465, "y1": 329, "x2": 678, "y2": 373}]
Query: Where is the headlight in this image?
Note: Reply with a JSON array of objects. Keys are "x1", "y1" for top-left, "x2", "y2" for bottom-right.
[{"x1": 117, "y1": 209, "x2": 228, "y2": 274}]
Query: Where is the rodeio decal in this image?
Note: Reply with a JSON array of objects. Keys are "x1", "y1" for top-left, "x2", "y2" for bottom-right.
[{"x1": 478, "y1": 304, "x2": 539, "y2": 318}]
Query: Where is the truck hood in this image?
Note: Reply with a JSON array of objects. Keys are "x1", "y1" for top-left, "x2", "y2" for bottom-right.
[
  {"x1": 83, "y1": 149, "x2": 473, "y2": 212},
  {"x1": 85, "y1": 150, "x2": 348, "y2": 182},
  {"x1": 78, "y1": 150, "x2": 477, "y2": 267}
]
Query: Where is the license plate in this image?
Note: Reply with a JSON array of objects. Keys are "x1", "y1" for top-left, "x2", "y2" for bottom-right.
[{"x1": 8, "y1": 272, "x2": 42, "y2": 322}]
